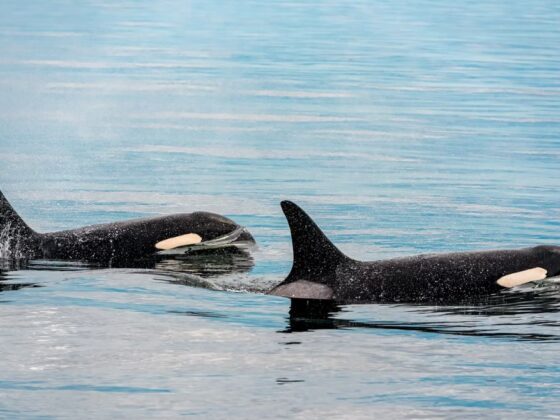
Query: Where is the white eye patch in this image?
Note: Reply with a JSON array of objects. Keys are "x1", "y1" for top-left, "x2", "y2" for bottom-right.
[
  {"x1": 155, "y1": 233, "x2": 202, "y2": 250},
  {"x1": 497, "y1": 267, "x2": 547, "y2": 288}
]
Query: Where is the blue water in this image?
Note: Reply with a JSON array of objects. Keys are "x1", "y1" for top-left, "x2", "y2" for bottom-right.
[{"x1": 1, "y1": 0, "x2": 560, "y2": 417}]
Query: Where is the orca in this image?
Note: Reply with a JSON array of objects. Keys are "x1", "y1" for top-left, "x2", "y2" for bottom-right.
[
  {"x1": 270, "y1": 201, "x2": 560, "y2": 304},
  {"x1": 0, "y1": 190, "x2": 254, "y2": 265}
]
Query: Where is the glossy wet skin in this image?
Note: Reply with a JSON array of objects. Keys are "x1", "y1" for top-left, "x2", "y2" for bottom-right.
[
  {"x1": 34, "y1": 212, "x2": 254, "y2": 264},
  {"x1": 328, "y1": 246, "x2": 560, "y2": 303},
  {"x1": 272, "y1": 201, "x2": 560, "y2": 304}
]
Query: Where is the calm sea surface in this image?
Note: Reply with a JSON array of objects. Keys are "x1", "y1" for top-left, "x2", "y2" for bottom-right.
[{"x1": 1, "y1": 0, "x2": 560, "y2": 418}]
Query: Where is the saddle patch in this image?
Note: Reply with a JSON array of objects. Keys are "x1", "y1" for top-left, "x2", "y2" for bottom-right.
[{"x1": 269, "y1": 280, "x2": 334, "y2": 300}]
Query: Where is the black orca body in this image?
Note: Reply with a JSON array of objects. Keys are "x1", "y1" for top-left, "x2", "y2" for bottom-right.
[
  {"x1": 0, "y1": 190, "x2": 254, "y2": 265},
  {"x1": 270, "y1": 201, "x2": 560, "y2": 304}
]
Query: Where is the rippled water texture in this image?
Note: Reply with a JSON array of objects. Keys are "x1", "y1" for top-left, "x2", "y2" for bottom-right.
[{"x1": 1, "y1": 0, "x2": 560, "y2": 417}]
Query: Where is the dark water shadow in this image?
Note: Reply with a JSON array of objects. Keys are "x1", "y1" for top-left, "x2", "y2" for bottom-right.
[
  {"x1": 168, "y1": 309, "x2": 228, "y2": 319},
  {"x1": 0, "y1": 264, "x2": 41, "y2": 295},
  {"x1": 0, "y1": 282, "x2": 42, "y2": 293},
  {"x1": 282, "y1": 283, "x2": 560, "y2": 341}
]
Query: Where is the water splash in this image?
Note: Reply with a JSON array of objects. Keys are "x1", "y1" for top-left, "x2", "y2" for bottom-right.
[{"x1": 0, "y1": 222, "x2": 26, "y2": 260}]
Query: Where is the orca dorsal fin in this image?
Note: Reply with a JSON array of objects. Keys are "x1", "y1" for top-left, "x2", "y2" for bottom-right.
[
  {"x1": 0, "y1": 190, "x2": 35, "y2": 237},
  {"x1": 280, "y1": 200, "x2": 350, "y2": 284}
]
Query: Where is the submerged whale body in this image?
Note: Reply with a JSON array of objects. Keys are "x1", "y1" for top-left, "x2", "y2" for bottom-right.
[
  {"x1": 270, "y1": 201, "x2": 560, "y2": 304},
  {"x1": 0, "y1": 190, "x2": 254, "y2": 265}
]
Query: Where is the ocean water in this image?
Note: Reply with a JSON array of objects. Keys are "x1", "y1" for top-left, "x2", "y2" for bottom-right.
[{"x1": 1, "y1": 0, "x2": 560, "y2": 417}]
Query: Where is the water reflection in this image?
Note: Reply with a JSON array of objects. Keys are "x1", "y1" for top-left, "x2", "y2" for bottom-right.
[
  {"x1": 1, "y1": 245, "x2": 253, "y2": 272},
  {"x1": 154, "y1": 247, "x2": 254, "y2": 278},
  {"x1": 0, "y1": 246, "x2": 254, "y2": 294},
  {"x1": 0, "y1": 282, "x2": 41, "y2": 293},
  {"x1": 136, "y1": 247, "x2": 255, "y2": 290},
  {"x1": 0, "y1": 258, "x2": 31, "y2": 272},
  {"x1": 0, "y1": 265, "x2": 40, "y2": 294},
  {"x1": 284, "y1": 283, "x2": 560, "y2": 341},
  {"x1": 421, "y1": 282, "x2": 560, "y2": 317}
]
